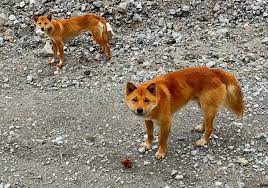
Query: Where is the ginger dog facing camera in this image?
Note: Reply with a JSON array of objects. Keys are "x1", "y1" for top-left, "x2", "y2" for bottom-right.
[
  {"x1": 34, "y1": 13, "x2": 113, "y2": 68},
  {"x1": 125, "y1": 66, "x2": 244, "y2": 159}
]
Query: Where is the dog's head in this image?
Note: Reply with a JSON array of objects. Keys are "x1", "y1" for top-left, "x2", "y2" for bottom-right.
[
  {"x1": 33, "y1": 14, "x2": 53, "y2": 33},
  {"x1": 125, "y1": 82, "x2": 158, "y2": 117}
]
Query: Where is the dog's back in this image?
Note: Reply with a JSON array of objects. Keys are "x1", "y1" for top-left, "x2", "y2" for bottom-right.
[{"x1": 145, "y1": 66, "x2": 244, "y2": 116}]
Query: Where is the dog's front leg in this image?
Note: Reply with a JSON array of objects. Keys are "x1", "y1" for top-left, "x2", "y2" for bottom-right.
[
  {"x1": 156, "y1": 118, "x2": 171, "y2": 160},
  {"x1": 141, "y1": 120, "x2": 154, "y2": 150},
  {"x1": 49, "y1": 41, "x2": 57, "y2": 65},
  {"x1": 55, "y1": 40, "x2": 64, "y2": 68}
]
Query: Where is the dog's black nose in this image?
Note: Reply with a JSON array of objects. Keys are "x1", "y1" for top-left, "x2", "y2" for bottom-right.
[
  {"x1": 41, "y1": 28, "x2": 44, "y2": 31},
  {"x1": 137, "y1": 107, "x2": 143, "y2": 114}
]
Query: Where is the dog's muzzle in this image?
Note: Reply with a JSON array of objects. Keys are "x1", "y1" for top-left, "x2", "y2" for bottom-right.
[{"x1": 35, "y1": 28, "x2": 45, "y2": 36}]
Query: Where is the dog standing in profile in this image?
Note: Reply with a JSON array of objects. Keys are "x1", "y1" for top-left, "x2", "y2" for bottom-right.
[
  {"x1": 34, "y1": 13, "x2": 113, "y2": 68},
  {"x1": 125, "y1": 66, "x2": 244, "y2": 159}
]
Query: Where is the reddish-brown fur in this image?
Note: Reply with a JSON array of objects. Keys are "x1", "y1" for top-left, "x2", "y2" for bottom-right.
[
  {"x1": 125, "y1": 66, "x2": 244, "y2": 159},
  {"x1": 34, "y1": 13, "x2": 111, "y2": 68}
]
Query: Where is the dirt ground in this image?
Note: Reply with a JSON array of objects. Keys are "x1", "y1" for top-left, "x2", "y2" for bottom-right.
[{"x1": 0, "y1": 0, "x2": 268, "y2": 187}]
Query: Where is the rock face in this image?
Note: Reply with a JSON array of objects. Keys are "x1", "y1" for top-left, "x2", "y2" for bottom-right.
[{"x1": 0, "y1": 0, "x2": 267, "y2": 188}]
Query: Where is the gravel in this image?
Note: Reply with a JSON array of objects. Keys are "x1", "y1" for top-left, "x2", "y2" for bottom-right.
[{"x1": 0, "y1": 0, "x2": 267, "y2": 187}]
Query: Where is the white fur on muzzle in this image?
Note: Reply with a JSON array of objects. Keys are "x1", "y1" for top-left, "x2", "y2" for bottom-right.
[{"x1": 35, "y1": 28, "x2": 46, "y2": 36}]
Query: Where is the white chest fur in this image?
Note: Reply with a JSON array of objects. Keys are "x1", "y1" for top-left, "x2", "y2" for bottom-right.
[{"x1": 145, "y1": 118, "x2": 159, "y2": 125}]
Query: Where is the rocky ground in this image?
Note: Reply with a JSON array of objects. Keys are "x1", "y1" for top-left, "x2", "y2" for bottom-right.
[{"x1": 0, "y1": 0, "x2": 268, "y2": 187}]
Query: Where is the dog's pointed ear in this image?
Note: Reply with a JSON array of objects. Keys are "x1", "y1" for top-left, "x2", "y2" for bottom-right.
[
  {"x1": 33, "y1": 15, "x2": 39, "y2": 22},
  {"x1": 126, "y1": 82, "x2": 137, "y2": 95},
  {"x1": 47, "y1": 13, "x2": 52, "y2": 21},
  {"x1": 146, "y1": 83, "x2": 157, "y2": 95}
]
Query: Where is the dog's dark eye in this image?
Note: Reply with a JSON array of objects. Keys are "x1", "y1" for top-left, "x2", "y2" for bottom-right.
[
  {"x1": 38, "y1": 22, "x2": 41, "y2": 24},
  {"x1": 132, "y1": 97, "x2": 138, "y2": 102},
  {"x1": 44, "y1": 22, "x2": 47, "y2": 25},
  {"x1": 144, "y1": 98, "x2": 150, "y2": 103}
]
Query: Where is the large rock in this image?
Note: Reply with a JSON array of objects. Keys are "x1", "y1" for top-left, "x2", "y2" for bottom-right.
[
  {"x1": 117, "y1": 2, "x2": 129, "y2": 13},
  {"x1": 261, "y1": 37, "x2": 268, "y2": 45},
  {"x1": 0, "y1": 13, "x2": 6, "y2": 20},
  {"x1": 0, "y1": 36, "x2": 4, "y2": 47},
  {"x1": 8, "y1": 14, "x2": 16, "y2": 21},
  {"x1": 133, "y1": 14, "x2": 142, "y2": 22},
  {"x1": 93, "y1": 1, "x2": 103, "y2": 8},
  {"x1": 19, "y1": 1, "x2": 26, "y2": 8}
]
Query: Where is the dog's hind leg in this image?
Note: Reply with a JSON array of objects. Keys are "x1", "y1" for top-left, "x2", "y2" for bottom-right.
[
  {"x1": 101, "y1": 27, "x2": 111, "y2": 60},
  {"x1": 194, "y1": 100, "x2": 205, "y2": 132},
  {"x1": 195, "y1": 122, "x2": 205, "y2": 132},
  {"x1": 91, "y1": 31, "x2": 109, "y2": 61},
  {"x1": 98, "y1": 47, "x2": 104, "y2": 54},
  {"x1": 196, "y1": 106, "x2": 217, "y2": 146},
  {"x1": 103, "y1": 43, "x2": 111, "y2": 61},
  {"x1": 196, "y1": 86, "x2": 226, "y2": 146},
  {"x1": 91, "y1": 22, "x2": 111, "y2": 61}
]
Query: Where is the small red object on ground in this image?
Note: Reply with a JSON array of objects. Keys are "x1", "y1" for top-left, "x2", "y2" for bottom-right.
[{"x1": 121, "y1": 158, "x2": 132, "y2": 169}]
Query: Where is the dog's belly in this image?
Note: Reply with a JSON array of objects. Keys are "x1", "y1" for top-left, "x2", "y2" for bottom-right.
[{"x1": 62, "y1": 30, "x2": 85, "y2": 41}]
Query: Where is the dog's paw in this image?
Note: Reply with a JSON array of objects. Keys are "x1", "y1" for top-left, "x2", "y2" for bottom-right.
[
  {"x1": 55, "y1": 62, "x2": 64, "y2": 68},
  {"x1": 195, "y1": 138, "x2": 207, "y2": 147},
  {"x1": 98, "y1": 48, "x2": 104, "y2": 54},
  {"x1": 195, "y1": 124, "x2": 205, "y2": 132},
  {"x1": 141, "y1": 142, "x2": 152, "y2": 150},
  {"x1": 138, "y1": 142, "x2": 152, "y2": 153},
  {"x1": 48, "y1": 58, "x2": 56, "y2": 65},
  {"x1": 155, "y1": 150, "x2": 166, "y2": 160}
]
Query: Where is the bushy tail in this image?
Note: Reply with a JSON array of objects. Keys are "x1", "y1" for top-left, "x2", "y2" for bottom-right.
[
  {"x1": 212, "y1": 68, "x2": 244, "y2": 117},
  {"x1": 106, "y1": 22, "x2": 114, "y2": 39}
]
